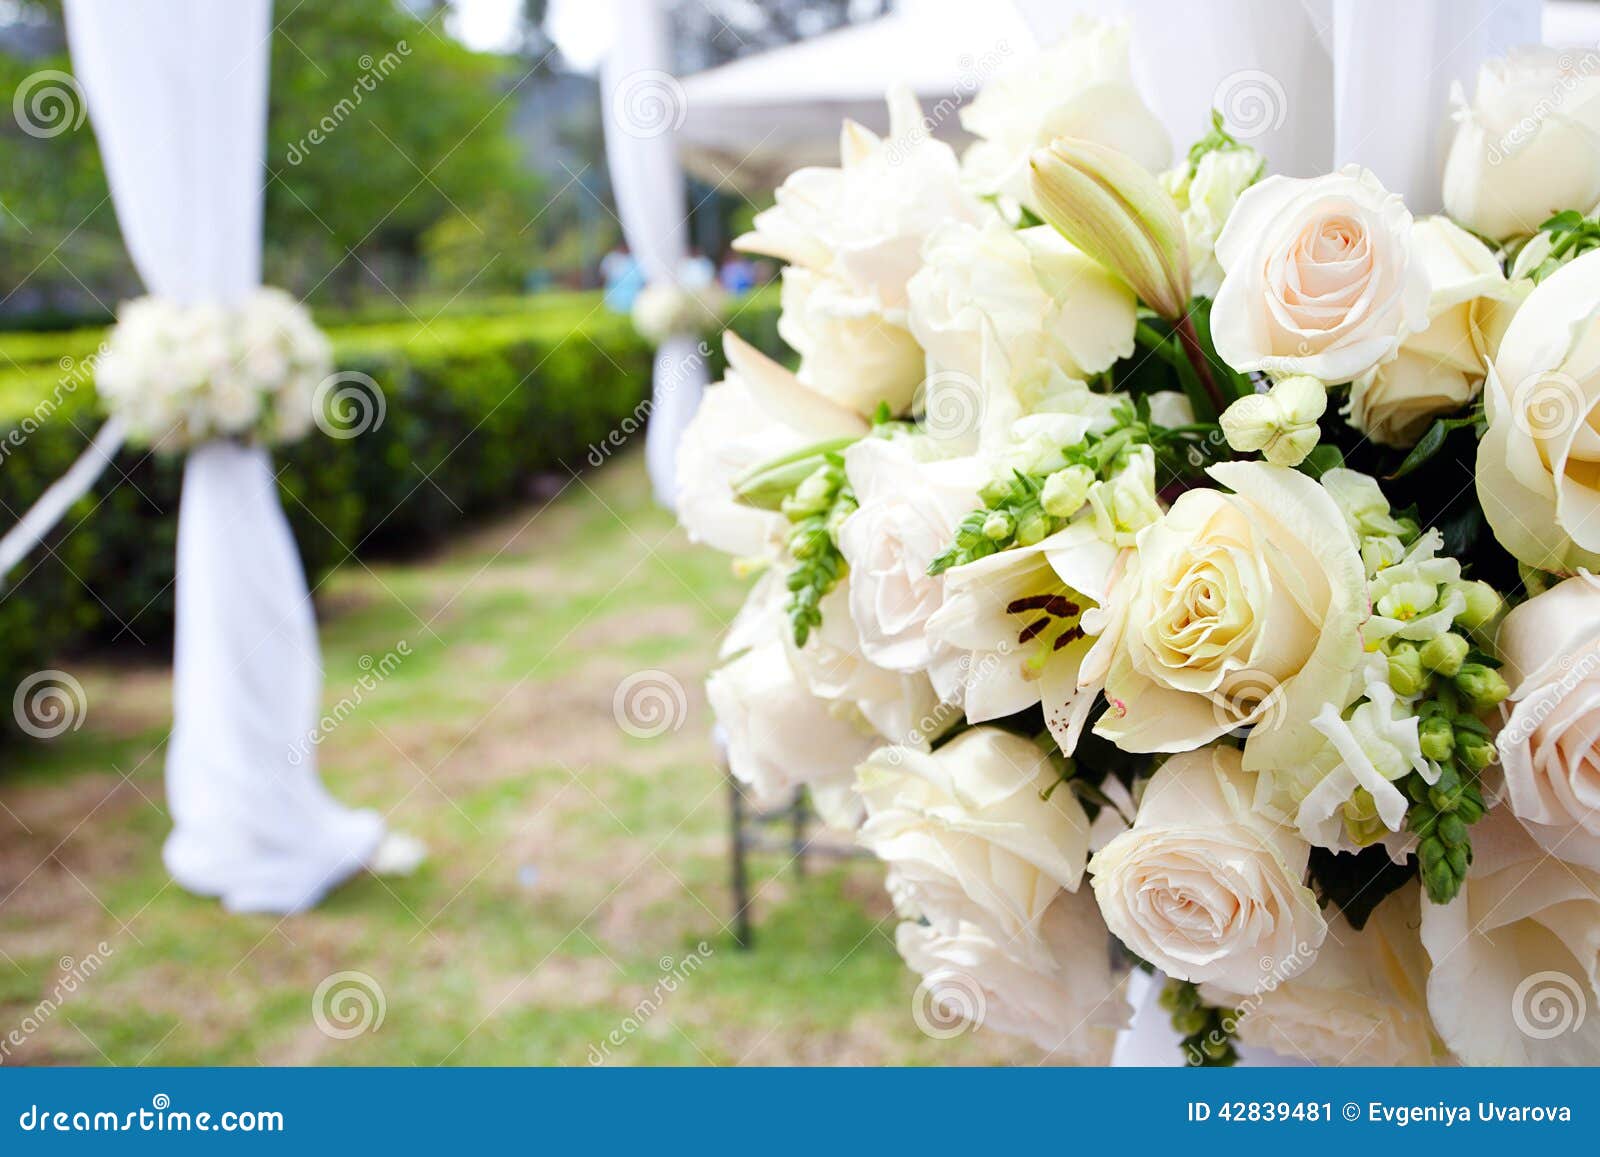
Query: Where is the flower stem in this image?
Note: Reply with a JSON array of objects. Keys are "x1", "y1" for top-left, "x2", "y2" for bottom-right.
[{"x1": 1174, "y1": 313, "x2": 1227, "y2": 417}]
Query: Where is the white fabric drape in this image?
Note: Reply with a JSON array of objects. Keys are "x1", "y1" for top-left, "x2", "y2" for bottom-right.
[
  {"x1": 1011, "y1": 0, "x2": 1540, "y2": 208},
  {"x1": 64, "y1": 0, "x2": 387, "y2": 912},
  {"x1": 599, "y1": 0, "x2": 709, "y2": 506}
]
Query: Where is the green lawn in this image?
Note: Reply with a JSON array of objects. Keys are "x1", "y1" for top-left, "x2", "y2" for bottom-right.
[{"x1": 0, "y1": 451, "x2": 1035, "y2": 1066}]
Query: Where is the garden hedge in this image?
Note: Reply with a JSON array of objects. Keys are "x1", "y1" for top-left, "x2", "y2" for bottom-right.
[{"x1": 0, "y1": 291, "x2": 782, "y2": 735}]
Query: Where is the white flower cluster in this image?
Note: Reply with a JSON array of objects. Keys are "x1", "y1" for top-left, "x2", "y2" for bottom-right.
[
  {"x1": 677, "y1": 21, "x2": 1600, "y2": 1067},
  {"x1": 96, "y1": 288, "x2": 332, "y2": 452},
  {"x1": 631, "y1": 280, "x2": 728, "y2": 346}
]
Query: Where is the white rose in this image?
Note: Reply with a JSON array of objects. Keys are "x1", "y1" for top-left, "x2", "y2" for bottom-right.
[
  {"x1": 778, "y1": 266, "x2": 925, "y2": 416},
  {"x1": 739, "y1": 88, "x2": 978, "y2": 310},
  {"x1": 857, "y1": 727, "x2": 1092, "y2": 967},
  {"x1": 895, "y1": 889, "x2": 1130, "y2": 1060},
  {"x1": 836, "y1": 437, "x2": 983, "y2": 674},
  {"x1": 1477, "y1": 248, "x2": 1600, "y2": 572},
  {"x1": 708, "y1": 633, "x2": 879, "y2": 810},
  {"x1": 675, "y1": 332, "x2": 867, "y2": 558},
  {"x1": 1348, "y1": 217, "x2": 1513, "y2": 447},
  {"x1": 1212, "y1": 166, "x2": 1430, "y2": 384},
  {"x1": 1420, "y1": 808, "x2": 1600, "y2": 1065},
  {"x1": 906, "y1": 220, "x2": 1136, "y2": 444},
  {"x1": 1089, "y1": 745, "x2": 1327, "y2": 992},
  {"x1": 1093, "y1": 461, "x2": 1368, "y2": 769},
  {"x1": 960, "y1": 17, "x2": 1169, "y2": 216},
  {"x1": 1443, "y1": 48, "x2": 1600, "y2": 243},
  {"x1": 785, "y1": 584, "x2": 942, "y2": 747},
  {"x1": 1201, "y1": 890, "x2": 1439, "y2": 1066},
  {"x1": 1162, "y1": 146, "x2": 1262, "y2": 298},
  {"x1": 1495, "y1": 576, "x2": 1600, "y2": 870}
]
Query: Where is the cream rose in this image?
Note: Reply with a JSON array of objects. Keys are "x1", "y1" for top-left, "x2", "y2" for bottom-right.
[
  {"x1": 1089, "y1": 745, "x2": 1327, "y2": 992},
  {"x1": 1420, "y1": 808, "x2": 1600, "y2": 1065},
  {"x1": 960, "y1": 17, "x2": 1169, "y2": 215},
  {"x1": 1200, "y1": 890, "x2": 1440, "y2": 1066},
  {"x1": 1495, "y1": 576, "x2": 1600, "y2": 870},
  {"x1": 1347, "y1": 217, "x2": 1513, "y2": 447},
  {"x1": 1093, "y1": 461, "x2": 1368, "y2": 768},
  {"x1": 895, "y1": 889, "x2": 1129, "y2": 1060},
  {"x1": 857, "y1": 727, "x2": 1092, "y2": 967},
  {"x1": 835, "y1": 436, "x2": 984, "y2": 674},
  {"x1": 1212, "y1": 166, "x2": 1430, "y2": 384},
  {"x1": 777, "y1": 266, "x2": 926, "y2": 415},
  {"x1": 1443, "y1": 48, "x2": 1600, "y2": 243},
  {"x1": 1478, "y1": 248, "x2": 1600, "y2": 572}
]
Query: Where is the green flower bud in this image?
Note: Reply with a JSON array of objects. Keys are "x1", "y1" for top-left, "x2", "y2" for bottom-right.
[
  {"x1": 1387, "y1": 642, "x2": 1426, "y2": 697},
  {"x1": 1453, "y1": 580, "x2": 1504, "y2": 632},
  {"x1": 1040, "y1": 465, "x2": 1096, "y2": 518},
  {"x1": 1425, "y1": 861, "x2": 1460, "y2": 903},
  {"x1": 982, "y1": 511, "x2": 1013, "y2": 541},
  {"x1": 1437, "y1": 811, "x2": 1469, "y2": 848},
  {"x1": 1419, "y1": 715, "x2": 1456, "y2": 763},
  {"x1": 1454, "y1": 663, "x2": 1511, "y2": 713},
  {"x1": 1419, "y1": 632, "x2": 1469, "y2": 677},
  {"x1": 1015, "y1": 510, "x2": 1051, "y2": 546},
  {"x1": 1456, "y1": 731, "x2": 1496, "y2": 773}
]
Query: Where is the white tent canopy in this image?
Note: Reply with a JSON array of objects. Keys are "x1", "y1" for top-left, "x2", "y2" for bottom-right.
[
  {"x1": 678, "y1": 0, "x2": 1030, "y2": 191},
  {"x1": 678, "y1": 0, "x2": 1600, "y2": 197}
]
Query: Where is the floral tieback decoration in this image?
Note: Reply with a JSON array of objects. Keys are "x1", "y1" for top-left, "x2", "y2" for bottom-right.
[{"x1": 95, "y1": 288, "x2": 333, "y2": 452}]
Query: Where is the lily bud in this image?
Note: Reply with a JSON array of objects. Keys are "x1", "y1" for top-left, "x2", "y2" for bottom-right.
[{"x1": 1029, "y1": 137, "x2": 1190, "y2": 319}]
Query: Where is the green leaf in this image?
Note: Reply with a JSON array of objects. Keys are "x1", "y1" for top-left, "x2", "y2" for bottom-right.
[
  {"x1": 1388, "y1": 416, "x2": 1477, "y2": 480},
  {"x1": 1296, "y1": 443, "x2": 1344, "y2": 480}
]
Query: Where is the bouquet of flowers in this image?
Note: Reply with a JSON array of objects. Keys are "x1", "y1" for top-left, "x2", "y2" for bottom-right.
[
  {"x1": 95, "y1": 287, "x2": 332, "y2": 452},
  {"x1": 677, "y1": 21, "x2": 1600, "y2": 1066}
]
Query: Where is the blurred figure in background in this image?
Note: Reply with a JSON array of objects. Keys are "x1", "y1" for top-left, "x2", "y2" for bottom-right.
[
  {"x1": 718, "y1": 249, "x2": 757, "y2": 295},
  {"x1": 601, "y1": 242, "x2": 644, "y2": 312}
]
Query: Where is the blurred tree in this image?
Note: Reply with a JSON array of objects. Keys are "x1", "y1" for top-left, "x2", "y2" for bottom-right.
[{"x1": 0, "y1": 0, "x2": 542, "y2": 316}]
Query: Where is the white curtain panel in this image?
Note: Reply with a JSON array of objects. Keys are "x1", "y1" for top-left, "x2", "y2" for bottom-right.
[
  {"x1": 1329, "y1": 0, "x2": 1540, "y2": 213},
  {"x1": 1010, "y1": 0, "x2": 1540, "y2": 207},
  {"x1": 599, "y1": 0, "x2": 709, "y2": 506},
  {"x1": 63, "y1": 0, "x2": 387, "y2": 913}
]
